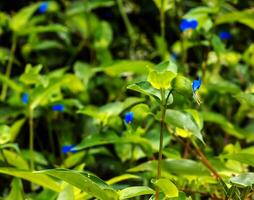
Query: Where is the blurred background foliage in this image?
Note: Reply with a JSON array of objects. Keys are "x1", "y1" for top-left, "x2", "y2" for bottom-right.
[{"x1": 1, "y1": 0, "x2": 254, "y2": 199}]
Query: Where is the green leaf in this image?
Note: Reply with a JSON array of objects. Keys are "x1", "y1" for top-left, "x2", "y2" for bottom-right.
[
  {"x1": 1, "y1": 150, "x2": 29, "y2": 170},
  {"x1": 128, "y1": 159, "x2": 210, "y2": 176},
  {"x1": 216, "y1": 9, "x2": 254, "y2": 30},
  {"x1": 0, "y1": 125, "x2": 11, "y2": 144},
  {"x1": 17, "y1": 24, "x2": 68, "y2": 35},
  {"x1": 165, "y1": 109, "x2": 204, "y2": 143},
  {"x1": 74, "y1": 61, "x2": 96, "y2": 88},
  {"x1": 0, "y1": 168, "x2": 61, "y2": 192},
  {"x1": 147, "y1": 70, "x2": 176, "y2": 90},
  {"x1": 0, "y1": 73, "x2": 23, "y2": 93},
  {"x1": 234, "y1": 92, "x2": 254, "y2": 107},
  {"x1": 153, "y1": 178, "x2": 178, "y2": 198},
  {"x1": 10, "y1": 3, "x2": 40, "y2": 31},
  {"x1": 93, "y1": 21, "x2": 112, "y2": 49},
  {"x1": 118, "y1": 186, "x2": 155, "y2": 199},
  {"x1": 30, "y1": 74, "x2": 83, "y2": 109},
  {"x1": 201, "y1": 111, "x2": 245, "y2": 139},
  {"x1": 152, "y1": 0, "x2": 174, "y2": 12},
  {"x1": 207, "y1": 79, "x2": 241, "y2": 94},
  {"x1": 224, "y1": 153, "x2": 254, "y2": 167},
  {"x1": 106, "y1": 174, "x2": 140, "y2": 185},
  {"x1": 6, "y1": 178, "x2": 24, "y2": 200},
  {"x1": 63, "y1": 151, "x2": 86, "y2": 168},
  {"x1": 172, "y1": 75, "x2": 192, "y2": 97},
  {"x1": 20, "y1": 64, "x2": 48, "y2": 87},
  {"x1": 211, "y1": 35, "x2": 226, "y2": 54},
  {"x1": 127, "y1": 81, "x2": 161, "y2": 102},
  {"x1": 10, "y1": 118, "x2": 26, "y2": 142},
  {"x1": 57, "y1": 184, "x2": 74, "y2": 200},
  {"x1": 229, "y1": 173, "x2": 254, "y2": 187},
  {"x1": 74, "y1": 133, "x2": 153, "y2": 156},
  {"x1": 153, "y1": 60, "x2": 177, "y2": 74},
  {"x1": 103, "y1": 60, "x2": 154, "y2": 76},
  {"x1": 37, "y1": 169, "x2": 118, "y2": 200}
]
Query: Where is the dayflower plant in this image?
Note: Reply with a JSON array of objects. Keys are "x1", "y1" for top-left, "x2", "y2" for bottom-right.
[
  {"x1": 124, "y1": 112, "x2": 134, "y2": 124},
  {"x1": 180, "y1": 18, "x2": 198, "y2": 32},
  {"x1": 62, "y1": 145, "x2": 77, "y2": 154},
  {"x1": 52, "y1": 104, "x2": 64, "y2": 112},
  {"x1": 21, "y1": 93, "x2": 29, "y2": 104},
  {"x1": 192, "y1": 78, "x2": 202, "y2": 105},
  {"x1": 38, "y1": 2, "x2": 49, "y2": 14},
  {"x1": 219, "y1": 31, "x2": 232, "y2": 40}
]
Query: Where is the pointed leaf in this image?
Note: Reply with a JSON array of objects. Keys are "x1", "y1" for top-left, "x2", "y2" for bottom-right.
[{"x1": 118, "y1": 186, "x2": 155, "y2": 199}]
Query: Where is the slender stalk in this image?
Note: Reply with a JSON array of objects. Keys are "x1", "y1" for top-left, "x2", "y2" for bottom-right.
[
  {"x1": 1, "y1": 35, "x2": 17, "y2": 101},
  {"x1": 28, "y1": 107, "x2": 35, "y2": 170},
  {"x1": 160, "y1": 0, "x2": 165, "y2": 41},
  {"x1": 155, "y1": 88, "x2": 166, "y2": 200},
  {"x1": 192, "y1": 140, "x2": 221, "y2": 180},
  {"x1": 116, "y1": 0, "x2": 136, "y2": 54}
]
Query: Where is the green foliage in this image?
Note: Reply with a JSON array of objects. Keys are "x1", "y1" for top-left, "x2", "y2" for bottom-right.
[{"x1": 0, "y1": 0, "x2": 254, "y2": 199}]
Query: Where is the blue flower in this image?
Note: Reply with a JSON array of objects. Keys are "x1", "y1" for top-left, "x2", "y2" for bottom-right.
[
  {"x1": 124, "y1": 112, "x2": 134, "y2": 124},
  {"x1": 52, "y1": 104, "x2": 64, "y2": 112},
  {"x1": 61, "y1": 145, "x2": 77, "y2": 154},
  {"x1": 192, "y1": 78, "x2": 202, "y2": 105},
  {"x1": 180, "y1": 19, "x2": 198, "y2": 32},
  {"x1": 21, "y1": 93, "x2": 29, "y2": 104},
  {"x1": 171, "y1": 53, "x2": 178, "y2": 61},
  {"x1": 38, "y1": 2, "x2": 49, "y2": 14},
  {"x1": 219, "y1": 31, "x2": 232, "y2": 40}
]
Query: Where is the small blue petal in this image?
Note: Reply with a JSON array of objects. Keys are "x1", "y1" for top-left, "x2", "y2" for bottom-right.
[
  {"x1": 192, "y1": 78, "x2": 202, "y2": 93},
  {"x1": 38, "y1": 2, "x2": 49, "y2": 14},
  {"x1": 180, "y1": 19, "x2": 198, "y2": 32},
  {"x1": 52, "y1": 104, "x2": 64, "y2": 112},
  {"x1": 171, "y1": 53, "x2": 178, "y2": 61},
  {"x1": 219, "y1": 31, "x2": 232, "y2": 40},
  {"x1": 124, "y1": 112, "x2": 134, "y2": 124},
  {"x1": 22, "y1": 93, "x2": 29, "y2": 104},
  {"x1": 62, "y1": 145, "x2": 77, "y2": 154}
]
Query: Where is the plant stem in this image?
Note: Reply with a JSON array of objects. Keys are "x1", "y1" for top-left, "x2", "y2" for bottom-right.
[
  {"x1": 155, "y1": 89, "x2": 166, "y2": 200},
  {"x1": 1, "y1": 35, "x2": 17, "y2": 101},
  {"x1": 116, "y1": 0, "x2": 136, "y2": 56},
  {"x1": 160, "y1": 0, "x2": 165, "y2": 41},
  {"x1": 192, "y1": 140, "x2": 221, "y2": 180},
  {"x1": 28, "y1": 107, "x2": 34, "y2": 170}
]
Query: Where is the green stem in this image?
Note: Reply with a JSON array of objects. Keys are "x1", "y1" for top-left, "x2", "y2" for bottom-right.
[
  {"x1": 160, "y1": 0, "x2": 165, "y2": 41},
  {"x1": 1, "y1": 35, "x2": 17, "y2": 101},
  {"x1": 116, "y1": 0, "x2": 136, "y2": 45},
  {"x1": 29, "y1": 107, "x2": 34, "y2": 170},
  {"x1": 155, "y1": 89, "x2": 166, "y2": 200}
]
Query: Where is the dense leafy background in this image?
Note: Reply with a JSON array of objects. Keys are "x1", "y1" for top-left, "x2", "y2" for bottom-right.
[{"x1": 1, "y1": 0, "x2": 254, "y2": 199}]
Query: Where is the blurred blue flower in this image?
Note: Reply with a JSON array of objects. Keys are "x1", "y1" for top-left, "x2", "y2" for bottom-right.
[
  {"x1": 171, "y1": 53, "x2": 178, "y2": 61},
  {"x1": 22, "y1": 93, "x2": 29, "y2": 104},
  {"x1": 124, "y1": 112, "x2": 134, "y2": 124},
  {"x1": 52, "y1": 104, "x2": 64, "y2": 112},
  {"x1": 180, "y1": 19, "x2": 198, "y2": 32},
  {"x1": 219, "y1": 31, "x2": 232, "y2": 40},
  {"x1": 38, "y1": 2, "x2": 48, "y2": 14},
  {"x1": 192, "y1": 78, "x2": 202, "y2": 105},
  {"x1": 62, "y1": 145, "x2": 77, "y2": 154}
]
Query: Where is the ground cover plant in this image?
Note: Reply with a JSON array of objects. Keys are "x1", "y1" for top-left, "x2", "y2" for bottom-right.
[{"x1": 0, "y1": 0, "x2": 254, "y2": 199}]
